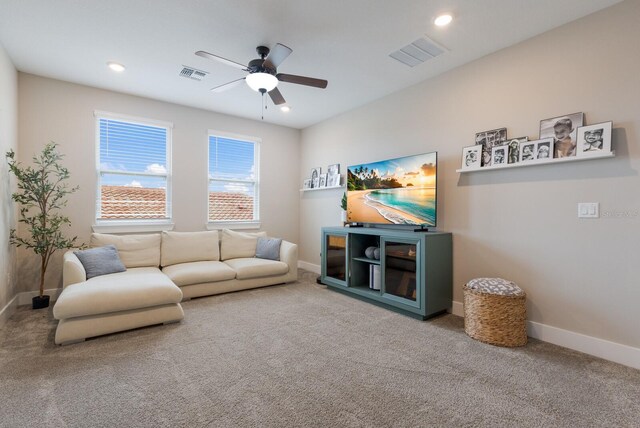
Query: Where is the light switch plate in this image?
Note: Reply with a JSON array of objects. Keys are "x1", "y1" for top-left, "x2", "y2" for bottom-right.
[{"x1": 578, "y1": 202, "x2": 599, "y2": 218}]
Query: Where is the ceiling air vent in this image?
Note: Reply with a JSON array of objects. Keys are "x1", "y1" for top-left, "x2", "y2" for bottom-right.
[
  {"x1": 179, "y1": 66, "x2": 209, "y2": 81},
  {"x1": 389, "y1": 36, "x2": 447, "y2": 67}
]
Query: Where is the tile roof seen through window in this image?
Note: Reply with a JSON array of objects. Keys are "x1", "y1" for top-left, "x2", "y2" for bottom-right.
[{"x1": 99, "y1": 186, "x2": 253, "y2": 221}]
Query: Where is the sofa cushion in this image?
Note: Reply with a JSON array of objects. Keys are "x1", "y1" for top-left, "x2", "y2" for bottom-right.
[
  {"x1": 91, "y1": 233, "x2": 161, "y2": 268},
  {"x1": 255, "y1": 237, "x2": 282, "y2": 261},
  {"x1": 74, "y1": 245, "x2": 126, "y2": 279},
  {"x1": 53, "y1": 267, "x2": 182, "y2": 319},
  {"x1": 161, "y1": 230, "x2": 219, "y2": 267},
  {"x1": 162, "y1": 261, "x2": 237, "y2": 287},
  {"x1": 223, "y1": 258, "x2": 289, "y2": 280},
  {"x1": 220, "y1": 229, "x2": 267, "y2": 261}
]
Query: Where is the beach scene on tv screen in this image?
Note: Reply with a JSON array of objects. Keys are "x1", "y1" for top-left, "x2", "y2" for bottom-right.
[{"x1": 347, "y1": 152, "x2": 436, "y2": 226}]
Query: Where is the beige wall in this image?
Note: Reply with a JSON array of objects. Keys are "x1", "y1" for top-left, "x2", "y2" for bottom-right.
[
  {"x1": 300, "y1": 1, "x2": 640, "y2": 348},
  {"x1": 0, "y1": 41, "x2": 18, "y2": 315},
  {"x1": 18, "y1": 74, "x2": 300, "y2": 293}
]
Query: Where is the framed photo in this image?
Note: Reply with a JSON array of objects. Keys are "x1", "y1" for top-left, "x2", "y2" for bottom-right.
[
  {"x1": 576, "y1": 122, "x2": 612, "y2": 157},
  {"x1": 461, "y1": 145, "x2": 482, "y2": 170},
  {"x1": 326, "y1": 173, "x2": 340, "y2": 187},
  {"x1": 519, "y1": 142, "x2": 536, "y2": 163},
  {"x1": 302, "y1": 179, "x2": 312, "y2": 189},
  {"x1": 327, "y1": 163, "x2": 340, "y2": 176},
  {"x1": 506, "y1": 137, "x2": 528, "y2": 164},
  {"x1": 476, "y1": 127, "x2": 507, "y2": 166},
  {"x1": 539, "y1": 112, "x2": 584, "y2": 158},
  {"x1": 491, "y1": 145, "x2": 508, "y2": 167},
  {"x1": 535, "y1": 138, "x2": 554, "y2": 161},
  {"x1": 310, "y1": 167, "x2": 321, "y2": 188},
  {"x1": 319, "y1": 173, "x2": 328, "y2": 187}
]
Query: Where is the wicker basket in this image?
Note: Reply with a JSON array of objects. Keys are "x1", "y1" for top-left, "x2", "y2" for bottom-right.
[{"x1": 463, "y1": 279, "x2": 527, "y2": 347}]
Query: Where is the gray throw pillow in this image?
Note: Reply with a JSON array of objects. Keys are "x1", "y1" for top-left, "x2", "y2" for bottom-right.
[
  {"x1": 74, "y1": 245, "x2": 126, "y2": 280},
  {"x1": 255, "y1": 237, "x2": 282, "y2": 261}
]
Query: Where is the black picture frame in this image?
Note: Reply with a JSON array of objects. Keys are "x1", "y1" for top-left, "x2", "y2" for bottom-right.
[{"x1": 475, "y1": 127, "x2": 507, "y2": 166}]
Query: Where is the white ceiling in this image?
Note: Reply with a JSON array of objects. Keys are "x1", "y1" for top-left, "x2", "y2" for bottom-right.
[{"x1": 0, "y1": 0, "x2": 622, "y2": 129}]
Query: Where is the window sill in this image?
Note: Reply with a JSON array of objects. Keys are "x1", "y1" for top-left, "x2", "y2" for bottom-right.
[
  {"x1": 92, "y1": 221, "x2": 175, "y2": 234},
  {"x1": 207, "y1": 221, "x2": 261, "y2": 231}
]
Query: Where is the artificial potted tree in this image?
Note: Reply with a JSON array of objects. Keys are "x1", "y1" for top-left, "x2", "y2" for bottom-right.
[
  {"x1": 6, "y1": 143, "x2": 79, "y2": 309},
  {"x1": 341, "y1": 192, "x2": 348, "y2": 225}
]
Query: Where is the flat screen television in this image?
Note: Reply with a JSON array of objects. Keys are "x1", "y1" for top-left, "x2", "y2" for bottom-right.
[{"x1": 346, "y1": 151, "x2": 437, "y2": 227}]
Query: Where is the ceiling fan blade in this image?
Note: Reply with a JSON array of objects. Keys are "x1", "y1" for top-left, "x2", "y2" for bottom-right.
[
  {"x1": 210, "y1": 78, "x2": 245, "y2": 93},
  {"x1": 276, "y1": 73, "x2": 328, "y2": 89},
  {"x1": 268, "y1": 87, "x2": 286, "y2": 105},
  {"x1": 263, "y1": 43, "x2": 292, "y2": 70},
  {"x1": 195, "y1": 50, "x2": 248, "y2": 71}
]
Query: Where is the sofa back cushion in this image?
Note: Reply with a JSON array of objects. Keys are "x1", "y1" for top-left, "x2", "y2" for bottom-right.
[
  {"x1": 220, "y1": 229, "x2": 267, "y2": 261},
  {"x1": 160, "y1": 230, "x2": 220, "y2": 267},
  {"x1": 90, "y1": 233, "x2": 161, "y2": 268}
]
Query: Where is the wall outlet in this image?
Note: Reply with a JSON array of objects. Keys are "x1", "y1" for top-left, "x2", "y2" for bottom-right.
[{"x1": 578, "y1": 202, "x2": 599, "y2": 218}]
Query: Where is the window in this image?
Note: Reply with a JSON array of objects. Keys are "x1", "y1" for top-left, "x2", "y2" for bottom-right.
[
  {"x1": 95, "y1": 112, "x2": 172, "y2": 226},
  {"x1": 208, "y1": 132, "x2": 260, "y2": 225}
]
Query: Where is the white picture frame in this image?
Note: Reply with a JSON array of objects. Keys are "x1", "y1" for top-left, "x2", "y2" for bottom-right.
[
  {"x1": 534, "y1": 138, "x2": 554, "y2": 161},
  {"x1": 327, "y1": 173, "x2": 340, "y2": 188},
  {"x1": 461, "y1": 145, "x2": 482, "y2": 170},
  {"x1": 303, "y1": 179, "x2": 312, "y2": 189},
  {"x1": 491, "y1": 145, "x2": 508, "y2": 167},
  {"x1": 319, "y1": 173, "x2": 328, "y2": 187},
  {"x1": 576, "y1": 122, "x2": 612, "y2": 157},
  {"x1": 310, "y1": 167, "x2": 321, "y2": 188},
  {"x1": 519, "y1": 141, "x2": 536, "y2": 163}
]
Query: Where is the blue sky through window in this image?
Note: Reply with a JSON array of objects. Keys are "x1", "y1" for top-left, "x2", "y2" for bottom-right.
[
  {"x1": 209, "y1": 136, "x2": 255, "y2": 195},
  {"x1": 99, "y1": 118, "x2": 167, "y2": 188}
]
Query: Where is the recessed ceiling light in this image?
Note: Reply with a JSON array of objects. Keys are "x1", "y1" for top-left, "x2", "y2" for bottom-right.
[
  {"x1": 280, "y1": 106, "x2": 291, "y2": 113},
  {"x1": 107, "y1": 62, "x2": 126, "y2": 72},
  {"x1": 434, "y1": 14, "x2": 453, "y2": 27}
]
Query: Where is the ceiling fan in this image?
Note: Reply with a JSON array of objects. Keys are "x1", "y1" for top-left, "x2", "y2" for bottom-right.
[{"x1": 195, "y1": 43, "x2": 328, "y2": 106}]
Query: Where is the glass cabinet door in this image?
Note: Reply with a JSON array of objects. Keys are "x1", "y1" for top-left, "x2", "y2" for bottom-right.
[
  {"x1": 323, "y1": 233, "x2": 348, "y2": 285},
  {"x1": 382, "y1": 238, "x2": 420, "y2": 307}
]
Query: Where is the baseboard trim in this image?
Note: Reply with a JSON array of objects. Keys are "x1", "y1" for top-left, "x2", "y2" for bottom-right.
[
  {"x1": 298, "y1": 261, "x2": 320, "y2": 274},
  {"x1": 0, "y1": 293, "x2": 20, "y2": 329},
  {"x1": 17, "y1": 288, "x2": 62, "y2": 306},
  {"x1": 452, "y1": 299, "x2": 639, "y2": 370},
  {"x1": 526, "y1": 321, "x2": 640, "y2": 370}
]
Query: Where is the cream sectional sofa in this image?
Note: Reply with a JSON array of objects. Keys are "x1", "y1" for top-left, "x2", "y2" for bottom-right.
[{"x1": 53, "y1": 230, "x2": 298, "y2": 345}]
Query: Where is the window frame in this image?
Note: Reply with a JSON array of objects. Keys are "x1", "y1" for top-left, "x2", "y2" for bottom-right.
[
  {"x1": 93, "y1": 110, "x2": 174, "y2": 233},
  {"x1": 206, "y1": 130, "x2": 261, "y2": 230}
]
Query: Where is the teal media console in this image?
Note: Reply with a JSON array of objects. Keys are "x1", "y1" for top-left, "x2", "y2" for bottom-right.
[{"x1": 320, "y1": 227, "x2": 452, "y2": 320}]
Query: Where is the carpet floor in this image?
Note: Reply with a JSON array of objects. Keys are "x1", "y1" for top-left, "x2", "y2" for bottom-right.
[{"x1": 1, "y1": 270, "x2": 638, "y2": 427}]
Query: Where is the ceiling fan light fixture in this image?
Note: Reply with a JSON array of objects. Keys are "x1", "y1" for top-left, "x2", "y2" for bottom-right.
[
  {"x1": 280, "y1": 106, "x2": 291, "y2": 112},
  {"x1": 246, "y1": 72, "x2": 278, "y2": 92}
]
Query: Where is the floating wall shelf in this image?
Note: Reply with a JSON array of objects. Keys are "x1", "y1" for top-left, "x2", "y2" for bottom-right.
[
  {"x1": 299, "y1": 185, "x2": 344, "y2": 192},
  {"x1": 456, "y1": 151, "x2": 614, "y2": 173}
]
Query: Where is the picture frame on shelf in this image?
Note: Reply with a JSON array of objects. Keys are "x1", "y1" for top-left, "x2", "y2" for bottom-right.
[
  {"x1": 576, "y1": 122, "x2": 612, "y2": 157},
  {"x1": 506, "y1": 137, "x2": 528, "y2": 164},
  {"x1": 535, "y1": 139, "x2": 553, "y2": 160},
  {"x1": 475, "y1": 127, "x2": 507, "y2": 166},
  {"x1": 461, "y1": 145, "x2": 482, "y2": 170},
  {"x1": 327, "y1": 163, "x2": 340, "y2": 176},
  {"x1": 327, "y1": 173, "x2": 340, "y2": 188},
  {"x1": 539, "y1": 112, "x2": 584, "y2": 158},
  {"x1": 319, "y1": 173, "x2": 328, "y2": 188},
  {"x1": 491, "y1": 145, "x2": 508, "y2": 167},
  {"x1": 519, "y1": 141, "x2": 536, "y2": 162},
  {"x1": 303, "y1": 179, "x2": 312, "y2": 189},
  {"x1": 310, "y1": 167, "x2": 321, "y2": 188}
]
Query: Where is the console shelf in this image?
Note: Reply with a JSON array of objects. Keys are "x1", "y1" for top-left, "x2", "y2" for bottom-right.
[{"x1": 320, "y1": 227, "x2": 452, "y2": 320}]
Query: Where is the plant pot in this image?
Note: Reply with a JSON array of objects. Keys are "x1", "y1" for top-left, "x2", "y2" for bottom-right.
[
  {"x1": 340, "y1": 210, "x2": 347, "y2": 224},
  {"x1": 32, "y1": 295, "x2": 50, "y2": 310}
]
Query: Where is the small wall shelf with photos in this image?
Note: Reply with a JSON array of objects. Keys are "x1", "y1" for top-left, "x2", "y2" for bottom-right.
[
  {"x1": 301, "y1": 163, "x2": 343, "y2": 191},
  {"x1": 457, "y1": 118, "x2": 614, "y2": 173}
]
